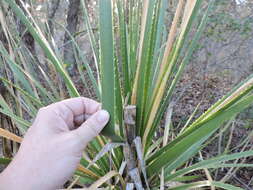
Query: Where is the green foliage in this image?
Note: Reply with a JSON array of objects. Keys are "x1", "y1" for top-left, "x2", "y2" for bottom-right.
[{"x1": 1, "y1": 0, "x2": 253, "y2": 189}]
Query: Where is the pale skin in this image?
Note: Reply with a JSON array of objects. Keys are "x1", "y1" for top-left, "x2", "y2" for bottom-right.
[{"x1": 0, "y1": 97, "x2": 110, "y2": 190}]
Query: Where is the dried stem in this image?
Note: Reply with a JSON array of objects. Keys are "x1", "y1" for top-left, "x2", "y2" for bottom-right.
[{"x1": 123, "y1": 105, "x2": 144, "y2": 190}]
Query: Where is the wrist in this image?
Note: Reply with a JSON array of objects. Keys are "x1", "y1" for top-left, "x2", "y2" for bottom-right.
[
  {"x1": 0, "y1": 153, "x2": 53, "y2": 190},
  {"x1": 0, "y1": 161, "x2": 22, "y2": 190}
]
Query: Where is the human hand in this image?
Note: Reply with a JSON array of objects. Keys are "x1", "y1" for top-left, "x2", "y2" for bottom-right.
[{"x1": 0, "y1": 97, "x2": 109, "y2": 190}]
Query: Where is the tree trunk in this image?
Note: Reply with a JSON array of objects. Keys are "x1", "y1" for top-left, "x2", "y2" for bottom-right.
[
  {"x1": 64, "y1": 0, "x2": 80, "y2": 73},
  {"x1": 15, "y1": 0, "x2": 35, "y2": 54},
  {"x1": 47, "y1": 0, "x2": 61, "y2": 35}
]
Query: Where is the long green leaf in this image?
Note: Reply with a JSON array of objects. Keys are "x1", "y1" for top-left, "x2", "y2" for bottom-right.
[
  {"x1": 142, "y1": 0, "x2": 205, "y2": 150},
  {"x1": 128, "y1": 0, "x2": 141, "y2": 82},
  {"x1": 167, "y1": 181, "x2": 243, "y2": 190},
  {"x1": 0, "y1": 46, "x2": 57, "y2": 102},
  {"x1": 116, "y1": 0, "x2": 130, "y2": 97},
  {"x1": 147, "y1": 94, "x2": 253, "y2": 176},
  {"x1": 211, "y1": 181, "x2": 243, "y2": 190},
  {"x1": 165, "y1": 150, "x2": 253, "y2": 182},
  {"x1": 0, "y1": 43, "x2": 34, "y2": 95},
  {"x1": 0, "y1": 108, "x2": 30, "y2": 131},
  {"x1": 168, "y1": 181, "x2": 210, "y2": 190},
  {"x1": 144, "y1": 0, "x2": 215, "y2": 150},
  {"x1": 0, "y1": 77, "x2": 43, "y2": 108},
  {"x1": 99, "y1": 0, "x2": 122, "y2": 141},
  {"x1": 135, "y1": 0, "x2": 158, "y2": 136}
]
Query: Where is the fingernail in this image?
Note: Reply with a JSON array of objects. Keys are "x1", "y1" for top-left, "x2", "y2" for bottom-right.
[{"x1": 97, "y1": 110, "x2": 110, "y2": 124}]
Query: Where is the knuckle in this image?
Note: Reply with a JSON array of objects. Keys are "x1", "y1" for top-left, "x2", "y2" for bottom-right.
[
  {"x1": 37, "y1": 107, "x2": 47, "y2": 115},
  {"x1": 36, "y1": 106, "x2": 55, "y2": 122}
]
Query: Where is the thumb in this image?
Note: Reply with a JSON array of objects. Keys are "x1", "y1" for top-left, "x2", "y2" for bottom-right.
[{"x1": 72, "y1": 110, "x2": 109, "y2": 144}]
